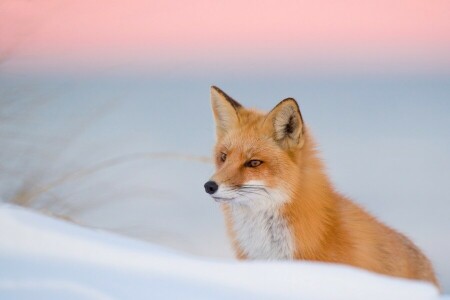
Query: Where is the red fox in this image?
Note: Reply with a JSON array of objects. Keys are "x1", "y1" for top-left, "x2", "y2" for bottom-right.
[{"x1": 204, "y1": 86, "x2": 439, "y2": 288}]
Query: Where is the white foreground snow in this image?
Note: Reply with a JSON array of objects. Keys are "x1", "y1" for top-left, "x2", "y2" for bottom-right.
[{"x1": 0, "y1": 204, "x2": 442, "y2": 300}]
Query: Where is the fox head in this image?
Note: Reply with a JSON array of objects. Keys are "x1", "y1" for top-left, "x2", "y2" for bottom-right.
[{"x1": 204, "y1": 86, "x2": 307, "y2": 206}]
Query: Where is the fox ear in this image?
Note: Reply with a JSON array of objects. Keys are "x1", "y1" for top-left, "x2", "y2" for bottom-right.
[
  {"x1": 210, "y1": 86, "x2": 242, "y2": 139},
  {"x1": 265, "y1": 98, "x2": 304, "y2": 149}
]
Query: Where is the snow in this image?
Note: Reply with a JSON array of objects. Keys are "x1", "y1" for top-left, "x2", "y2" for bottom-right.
[{"x1": 0, "y1": 204, "x2": 442, "y2": 300}]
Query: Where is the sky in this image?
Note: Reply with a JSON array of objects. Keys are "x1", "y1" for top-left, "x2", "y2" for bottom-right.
[{"x1": 1, "y1": 0, "x2": 450, "y2": 74}]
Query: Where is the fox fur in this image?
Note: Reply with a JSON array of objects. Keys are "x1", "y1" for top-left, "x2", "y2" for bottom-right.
[{"x1": 206, "y1": 86, "x2": 439, "y2": 288}]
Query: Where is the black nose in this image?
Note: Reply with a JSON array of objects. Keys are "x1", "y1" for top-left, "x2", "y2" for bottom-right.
[{"x1": 204, "y1": 181, "x2": 218, "y2": 194}]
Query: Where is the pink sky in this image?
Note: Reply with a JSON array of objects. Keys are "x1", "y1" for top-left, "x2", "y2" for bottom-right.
[{"x1": 1, "y1": 0, "x2": 450, "y2": 73}]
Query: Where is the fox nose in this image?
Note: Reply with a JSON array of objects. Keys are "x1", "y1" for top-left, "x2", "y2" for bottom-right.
[{"x1": 204, "y1": 181, "x2": 218, "y2": 195}]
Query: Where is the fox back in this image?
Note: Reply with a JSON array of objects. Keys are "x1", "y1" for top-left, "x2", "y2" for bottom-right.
[{"x1": 204, "y1": 86, "x2": 439, "y2": 288}]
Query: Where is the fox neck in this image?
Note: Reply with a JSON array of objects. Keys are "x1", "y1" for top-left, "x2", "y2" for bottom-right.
[
  {"x1": 284, "y1": 133, "x2": 338, "y2": 259},
  {"x1": 225, "y1": 131, "x2": 337, "y2": 260},
  {"x1": 225, "y1": 189, "x2": 295, "y2": 260}
]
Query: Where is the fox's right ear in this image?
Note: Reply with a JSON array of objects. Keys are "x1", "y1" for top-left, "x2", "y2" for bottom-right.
[
  {"x1": 264, "y1": 98, "x2": 305, "y2": 149},
  {"x1": 210, "y1": 86, "x2": 242, "y2": 139}
]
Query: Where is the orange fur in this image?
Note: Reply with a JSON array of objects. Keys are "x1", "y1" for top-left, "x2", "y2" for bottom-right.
[{"x1": 208, "y1": 86, "x2": 439, "y2": 288}]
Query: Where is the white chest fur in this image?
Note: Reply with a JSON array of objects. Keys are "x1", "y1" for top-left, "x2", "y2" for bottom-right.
[{"x1": 228, "y1": 199, "x2": 295, "y2": 260}]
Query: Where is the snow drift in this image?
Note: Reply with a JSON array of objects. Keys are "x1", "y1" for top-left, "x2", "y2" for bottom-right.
[{"x1": 0, "y1": 204, "x2": 441, "y2": 300}]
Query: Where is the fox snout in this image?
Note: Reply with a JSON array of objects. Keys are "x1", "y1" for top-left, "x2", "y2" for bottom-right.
[{"x1": 204, "y1": 181, "x2": 219, "y2": 195}]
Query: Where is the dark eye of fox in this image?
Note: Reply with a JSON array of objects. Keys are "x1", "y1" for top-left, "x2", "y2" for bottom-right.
[
  {"x1": 246, "y1": 160, "x2": 262, "y2": 168},
  {"x1": 220, "y1": 152, "x2": 227, "y2": 162}
]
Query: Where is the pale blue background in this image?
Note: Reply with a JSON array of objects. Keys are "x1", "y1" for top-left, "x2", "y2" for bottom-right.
[{"x1": 0, "y1": 70, "x2": 449, "y2": 291}]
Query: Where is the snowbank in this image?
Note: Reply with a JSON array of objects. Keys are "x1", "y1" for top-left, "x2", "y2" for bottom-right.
[{"x1": 0, "y1": 204, "x2": 441, "y2": 300}]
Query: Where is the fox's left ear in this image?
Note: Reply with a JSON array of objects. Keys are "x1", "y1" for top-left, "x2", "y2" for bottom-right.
[
  {"x1": 210, "y1": 86, "x2": 242, "y2": 139},
  {"x1": 265, "y1": 98, "x2": 305, "y2": 149}
]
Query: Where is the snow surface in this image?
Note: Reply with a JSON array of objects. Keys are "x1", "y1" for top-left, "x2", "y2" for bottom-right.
[{"x1": 0, "y1": 204, "x2": 442, "y2": 300}]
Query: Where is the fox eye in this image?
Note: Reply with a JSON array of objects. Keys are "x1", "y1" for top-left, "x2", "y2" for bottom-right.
[
  {"x1": 245, "y1": 160, "x2": 263, "y2": 168},
  {"x1": 220, "y1": 152, "x2": 227, "y2": 162}
]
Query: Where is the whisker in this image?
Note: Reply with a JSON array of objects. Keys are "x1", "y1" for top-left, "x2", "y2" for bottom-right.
[
  {"x1": 240, "y1": 184, "x2": 266, "y2": 188},
  {"x1": 243, "y1": 190, "x2": 268, "y2": 198},
  {"x1": 240, "y1": 187, "x2": 270, "y2": 196},
  {"x1": 218, "y1": 184, "x2": 275, "y2": 203}
]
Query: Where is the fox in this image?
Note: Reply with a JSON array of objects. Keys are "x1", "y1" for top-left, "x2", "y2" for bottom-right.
[{"x1": 203, "y1": 86, "x2": 439, "y2": 288}]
